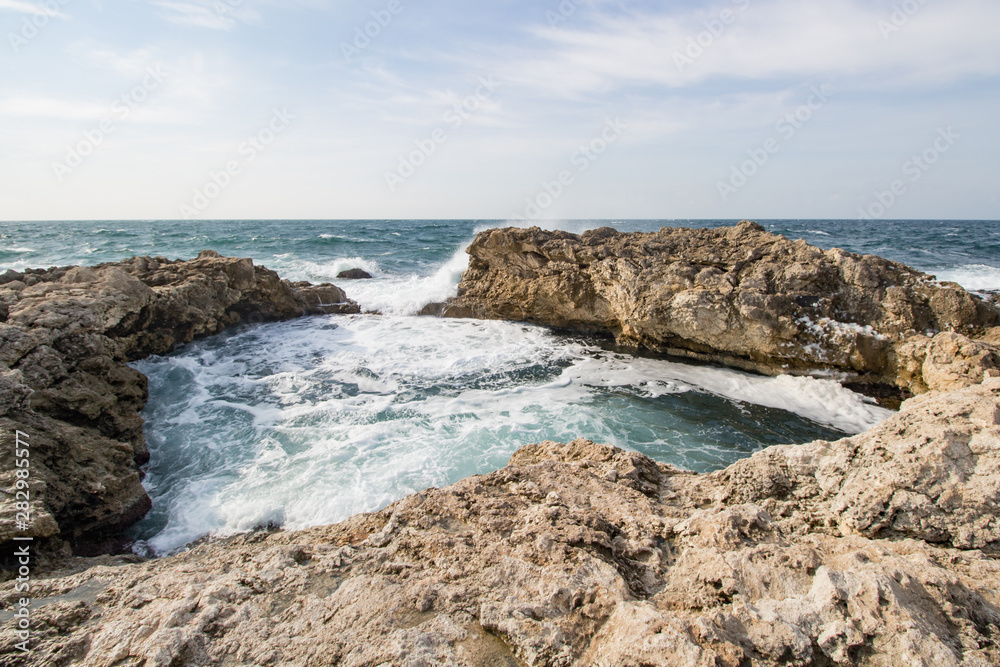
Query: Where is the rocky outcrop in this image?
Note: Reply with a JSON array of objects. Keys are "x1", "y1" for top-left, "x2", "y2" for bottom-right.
[
  {"x1": 2, "y1": 376, "x2": 998, "y2": 666},
  {"x1": 0, "y1": 252, "x2": 358, "y2": 557},
  {"x1": 895, "y1": 331, "x2": 1000, "y2": 394},
  {"x1": 445, "y1": 223, "x2": 1000, "y2": 394}
]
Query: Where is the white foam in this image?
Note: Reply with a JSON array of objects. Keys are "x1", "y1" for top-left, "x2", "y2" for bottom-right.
[
  {"x1": 274, "y1": 256, "x2": 383, "y2": 282},
  {"x1": 262, "y1": 241, "x2": 472, "y2": 316},
  {"x1": 560, "y1": 352, "x2": 892, "y2": 434},
  {"x1": 132, "y1": 315, "x2": 893, "y2": 555},
  {"x1": 934, "y1": 264, "x2": 1000, "y2": 292}
]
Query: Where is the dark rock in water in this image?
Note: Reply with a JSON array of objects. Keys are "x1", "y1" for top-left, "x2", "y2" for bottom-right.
[
  {"x1": 446, "y1": 221, "x2": 1000, "y2": 394},
  {"x1": 337, "y1": 268, "x2": 373, "y2": 280},
  {"x1": 0, "y1": 251, "x2": 359, "y2": 560}
]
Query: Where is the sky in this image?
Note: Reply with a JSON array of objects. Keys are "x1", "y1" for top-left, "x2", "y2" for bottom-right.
[{"x1": 0, "y1": 0, "x2": 998, "y2": 221}]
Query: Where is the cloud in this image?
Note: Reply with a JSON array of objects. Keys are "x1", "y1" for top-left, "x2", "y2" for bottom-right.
[
  {"x1": 84, "y1": 46, "x2": 163, "y2": 77},
  {"x1": 0, "y1": 97, "x2": 109, "y2": 120},
  {"x1": 0, "y1": 0, "x2": 68, "y2": 18},
  {"x1": 151, "y1": 0, "x2": 259, "y2": 30},
  {"x1": 501, "y1": 0, "x2": 1000, "y2": 98}
]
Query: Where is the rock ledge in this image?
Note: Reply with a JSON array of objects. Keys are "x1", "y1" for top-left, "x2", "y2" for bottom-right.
[{"x1": 445, "y1": 223, "x2": 1000, "y2": 395}]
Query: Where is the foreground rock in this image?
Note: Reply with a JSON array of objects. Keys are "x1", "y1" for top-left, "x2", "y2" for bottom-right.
[
  {"x1": 445, "y1": 223, "x2": 1000, "y2": 395},
  {"x1": 2, "y1": 375, "x2": 998, "y2": 666},
  {"x1": 0, "y1": 252, "x2": 359, "y2": 558}
]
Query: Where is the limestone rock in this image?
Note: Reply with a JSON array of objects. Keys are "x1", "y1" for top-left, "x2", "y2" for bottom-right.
[
  {"x1": 895, "y1": 331, "x2": 1000, "y2": 394},
  {"x1": 3, "y1": 380, "x2": 998, "y2": 665},
  {"x1": 447, "y1": 223, "x2": 1000, "y2": 392},
  {"x1": 0, "y1": 254, "x2": 359, "y2": 556}
]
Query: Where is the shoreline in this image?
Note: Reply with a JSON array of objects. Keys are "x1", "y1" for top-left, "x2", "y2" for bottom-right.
[{"x1": 2, "y1": 223, "x2": 999, "y2": 664}]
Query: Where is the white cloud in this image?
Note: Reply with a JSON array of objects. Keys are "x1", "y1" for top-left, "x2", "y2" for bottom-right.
[
  {"x1": 0, "y1": 97, "x2": 109, "y2": 120},
  {"x1": 151, "y1": 0, "x2": 260, "y2": 30},
  {"x1": 0, "y1": 0, "x2": 68, "y2": 18},
  {"x1": 501, "y1": 0, "x2": 1000, "y2": 98},
  {"x1": 84, "y1": 47, "x2": 162, "y2": 77}
]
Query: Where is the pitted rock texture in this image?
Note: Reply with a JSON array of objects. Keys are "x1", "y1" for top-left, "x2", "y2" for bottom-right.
[
  {"x1": 0, "y1": 252, "x2": 359, "y2": 557},
  {"x1": 2, "y1": 378, "x2": 998, "y2": 666},
  {"x1": 445, "y1": 223, "x2": 1000, "y2": 392}
]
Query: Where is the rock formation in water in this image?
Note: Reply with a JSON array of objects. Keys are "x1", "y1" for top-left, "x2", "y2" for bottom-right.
[
  {"x1": 337, "y1": 268, "x2": 374, "y2": 280},
  {"x1": 445, "y1": 222, "x2": 1000, "y2": 395},
  {"x1": 2, "y1": 374, "x2": 998, "y2": 665},
  {"x1": 0, "y1": 251, "x2": 358, "y2": 557}
]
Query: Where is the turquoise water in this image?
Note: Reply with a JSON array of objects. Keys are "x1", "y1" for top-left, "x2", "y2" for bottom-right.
[{"x1": 2, "y1": 219, "x2": 995, "y2": 554}]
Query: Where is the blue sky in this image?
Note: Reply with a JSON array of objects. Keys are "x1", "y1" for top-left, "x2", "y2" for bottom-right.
[{"x1": 1, "y1": 0, "x2": 998, "y2": 221}]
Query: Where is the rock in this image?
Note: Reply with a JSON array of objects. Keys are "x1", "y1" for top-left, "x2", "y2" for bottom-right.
[
  {"x1": 717, "y1": 377, "x2": 1000, "y2": 550},
  {"x1": 447, "y1": 223, "x2": 1000, "y2": 393},
  {"x1": 337, "y1": 268, "x2": 374, "y2": 280},
  {"x1": 0, "y1": 253, "x2": 359, "y2": 557},
  {"x1": 896, "y1": 332, "x2": 1000, "y2": 394},
  {"x1": 3, "y1": 379, "x2": 999, "y2": 666},
  {"x1": 417, "y1": 301, "x2": 449, "y2": 317}
]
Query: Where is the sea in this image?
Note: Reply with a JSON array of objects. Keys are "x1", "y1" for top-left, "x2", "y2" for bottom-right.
[{"x1": 2, "y1": 219, "x2": 998, "y2": 556}]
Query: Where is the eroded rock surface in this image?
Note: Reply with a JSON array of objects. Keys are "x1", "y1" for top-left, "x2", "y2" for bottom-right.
[
  {"x1": 446, "y1": 223, "x2": 1000, "y2": 393},
  {"x1": 2, "y1": 378, "x2": 998, "y2": 666},
  {"x1": 0, "y1": 252, "x2": 358, "y2": 557}
]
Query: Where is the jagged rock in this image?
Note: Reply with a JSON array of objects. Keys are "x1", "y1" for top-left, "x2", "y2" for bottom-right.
[
  {"x1": 337, "y1": 268, "x2": 374, "y2": 280},
  {"x1": 2, "y1": 379, "x2": 998, "y2": 666},
  {"x1": 896, "y1": 332, "x2": 1000, "y2": 394},
  {"x1": 417, "y1": 301, "x2": 449, "y2": 317},
  {"x1": 446, "y1": 223, "x2": 1000, "y2": 393},
  {"x1": 0, "y1": 253, "x2": 359, "y2": 557}
]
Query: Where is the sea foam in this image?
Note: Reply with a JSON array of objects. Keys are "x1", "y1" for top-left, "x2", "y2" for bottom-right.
[{"x1": 131, "y1": 314, "x2": 890, "y2": 556}]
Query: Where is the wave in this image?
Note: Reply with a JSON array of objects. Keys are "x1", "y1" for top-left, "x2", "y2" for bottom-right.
[
  {"x1": 271, "y1": 241, "x2": 472, "y2": 316},
  {"x1": 274, "y1": 256, "x2": 383, "y2": 282},
  {"x1": 339, "y1": 246, "x2": 470, "y2": 315},
  {"x1": 933, "y1": 264, "x2": 1000, "y2": 292},
  {"x1": 130, "y1": 316, "x2": 890, "y2": 555},
  {"x1": 560, "y1": 351, "x2": 892, "y2": 434}
]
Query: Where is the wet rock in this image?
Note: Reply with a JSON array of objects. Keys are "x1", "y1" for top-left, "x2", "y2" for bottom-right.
[
  {"x1": 337, "y1": 268, "x2": 374, "y2": 280},
  {"x1": 417, "y1": 301, "x2": 449, "y2": 317},
  {"x1": 446, "y1": 223, "x2": 1000, "y2": 392}
]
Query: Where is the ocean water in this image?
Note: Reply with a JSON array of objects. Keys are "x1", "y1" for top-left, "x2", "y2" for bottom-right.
[{"x1": 2, "y1": 219, "x2": 997, "y2": 555}]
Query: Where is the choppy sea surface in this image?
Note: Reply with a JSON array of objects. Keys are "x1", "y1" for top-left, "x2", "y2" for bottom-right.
[{"x1": 2, "y1": 219, "x2": 997, "y2": 554}]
